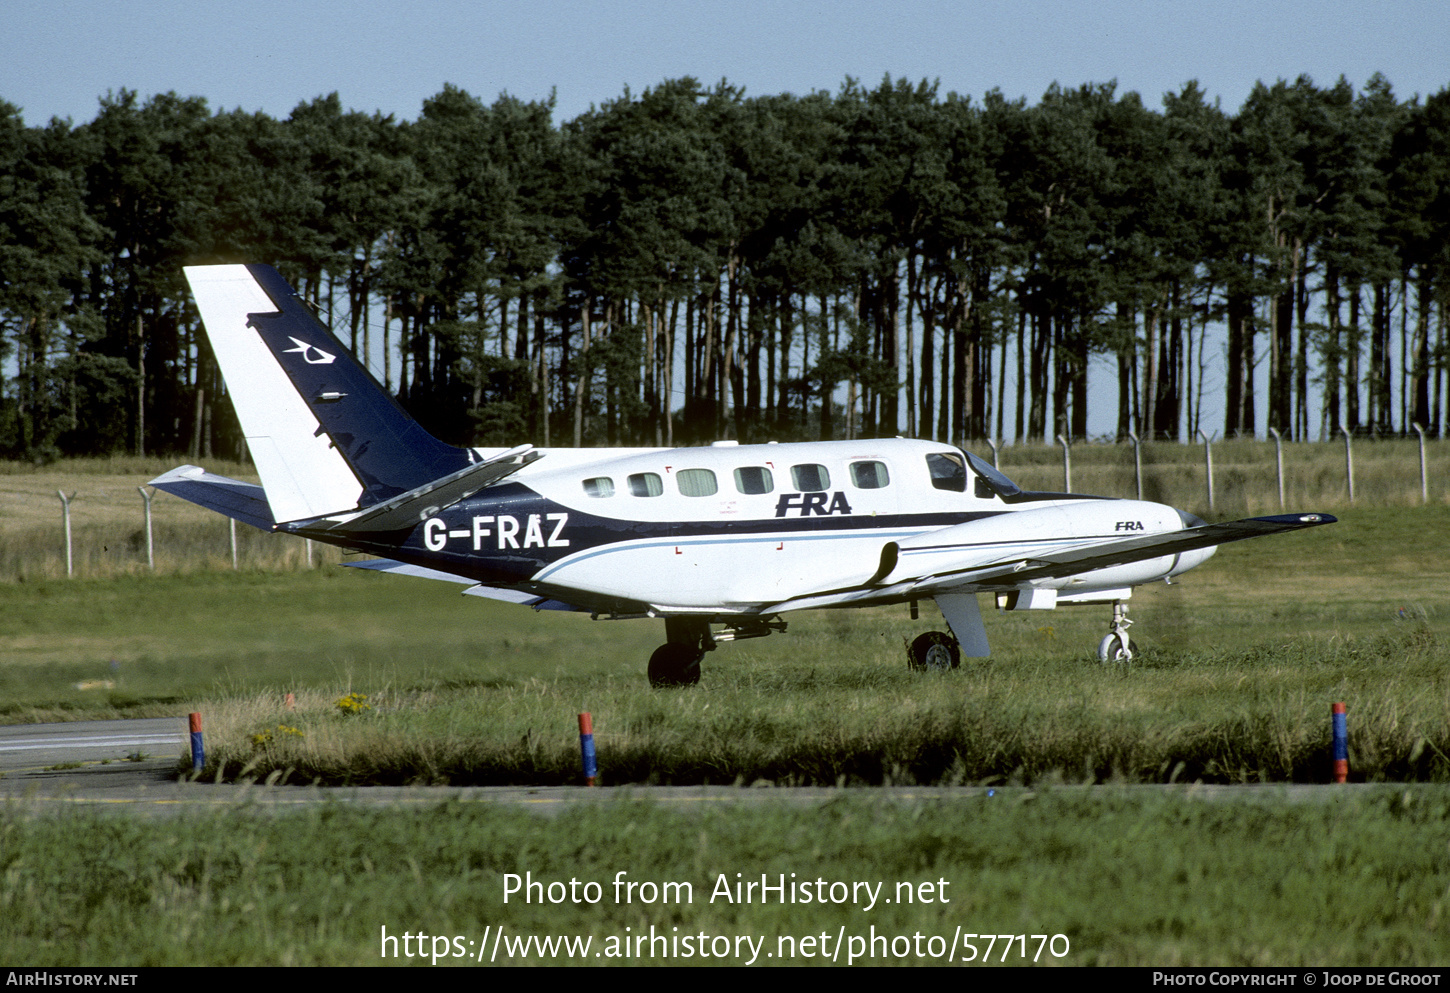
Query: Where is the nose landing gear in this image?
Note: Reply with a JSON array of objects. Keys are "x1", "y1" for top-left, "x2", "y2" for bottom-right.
[
  {"x1": 1097, "y1": 600, "x2": 1138, "y2": 662},
  {"x1": 908, "y1": 631, "x2": 961, "y2": 671}
]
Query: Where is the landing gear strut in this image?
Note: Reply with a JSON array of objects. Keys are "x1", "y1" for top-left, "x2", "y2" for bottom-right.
[{"x1": 1097, "y1": 600, "x2": 1138, "y2": 662}]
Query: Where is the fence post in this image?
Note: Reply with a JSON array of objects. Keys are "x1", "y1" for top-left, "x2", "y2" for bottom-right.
[
  {"x1": 1341, "y1": 427, "x2": 1355, "y2": 506},
  {"x1": 1057, "y1": 434, "x2": 1072, "y2": 493},
  {"x1": 57, "y1": 491, "x2": 76, "y2": 578},
  {"x1": 1197, "y1": 430, "x2": 1215, "y2": 513},
  {"x1": 1126, "y1": 430, "x2": 1142, "y2": 501},
  {"x1": 1267, "y1": 427, "x2": 1285, "y2": 511},
  {"x1": 1414, "y1": 423, "x2": 1428, "y2": 504},
  {"x1": 986, "y1": 437, "x2": 1000, "y2": 469},
  {"x1": 137, "y1": 486, "x2": 154, "y2": 571},
  {"x1": 230, "y1": 518, "x2": 238, "y2": 569}
]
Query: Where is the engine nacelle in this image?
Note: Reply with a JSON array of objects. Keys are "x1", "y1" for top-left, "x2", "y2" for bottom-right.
[{"x1": 879, "y1": 499, "x2": 1189, "y2": 591}]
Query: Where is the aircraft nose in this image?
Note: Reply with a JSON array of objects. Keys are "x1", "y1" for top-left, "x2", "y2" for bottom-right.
[{"x1": 1177, "y1": 509, "x2": 1207, "y2": 529}]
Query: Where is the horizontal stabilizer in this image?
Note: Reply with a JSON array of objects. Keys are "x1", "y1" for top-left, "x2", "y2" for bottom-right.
[
  {"x1": 461, "y1": 586, "x2": 582, "y2": 611},
  {"x1": 343, "y1": 557, "x2": 475, "y2": 583},
  {"x1": 344, "y1": 558, "x2": 581, "y2": 611},
  {"x1": 149, "y1": 465, "x2": 276, "y2": 530},
  {"x1": 318, "y1": 445, "x2": 540, "y2": 532}
]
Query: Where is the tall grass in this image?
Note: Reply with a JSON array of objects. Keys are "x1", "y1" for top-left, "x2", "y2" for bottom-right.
[
  {"x1": 0, "y1": 457, "x2": 341, "y2": 581},
  {"x1": 998, "y1": 436, "x2": 1447, "y2": 515},
  {"x1": 186, "y1": 622, "x2": 1450, "y2": 787}
]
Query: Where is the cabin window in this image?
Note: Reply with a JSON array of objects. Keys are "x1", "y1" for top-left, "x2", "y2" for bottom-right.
[
  {"x1": 926, "y1": 452, "x2": 966, "y2": 492},
  {"x1": 676, "y1": 468, "x2": 718, "y2": 497},
  {"x1": 628, "y1": 472, "x2": 664, "y2": 497},
  {"x1": 850, "y1": 461, "x2": 890, "y2": 489},
  {"x1": 733, "y1": 466, "x2": 774, "y2": 495},
  {"x1": 791, "y1": 464, "x2": 831, "y2": 492},
  {"x1": 582, "y1": 477, "x2": 614, "y2": 498}
]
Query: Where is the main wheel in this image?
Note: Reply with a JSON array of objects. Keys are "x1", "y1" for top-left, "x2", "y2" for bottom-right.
[
  {"x1": 1097, "y1": 634, "x2": 1140, "y2": 662},
  {"x1": 909, "y1": 631, "x2": 961, "y2": 672},
  {"x1": 647, "y1": 643, "x2": 702, "y2": 688}
]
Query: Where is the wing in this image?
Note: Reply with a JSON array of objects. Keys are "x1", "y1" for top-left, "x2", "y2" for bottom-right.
[
  {"x1": 761, "y1": 512, "x2": 1337, "y2": 613},
  {"x1": 913, "y1": 512, "x2": 1337, "y2": 589}
]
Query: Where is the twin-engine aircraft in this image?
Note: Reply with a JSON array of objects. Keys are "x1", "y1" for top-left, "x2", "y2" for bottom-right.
[{"x1": 154, "y1": 265, "x2": 1336, "y2": 686}]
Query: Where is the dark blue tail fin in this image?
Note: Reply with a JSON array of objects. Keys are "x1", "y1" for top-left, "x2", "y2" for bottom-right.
[{"x1": 183, "y1": 264, "x2": 473, "y2": 522}]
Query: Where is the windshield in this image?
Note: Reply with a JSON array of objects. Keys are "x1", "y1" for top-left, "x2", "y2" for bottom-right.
[{"x1": 963, "y1": 450, "x2": 1023, "y2": 500}]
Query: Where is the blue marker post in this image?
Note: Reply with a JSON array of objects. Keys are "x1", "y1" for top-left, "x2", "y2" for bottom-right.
[
  {"x1": 1332, "y1": 702, "x2": 1348, "y2": 783},
  {"x1": 189, "y1": 712, "x2": 205, "y2": 773},
  {"x1": 578, "y1": 712, "x2": 598, "y2": 787}
]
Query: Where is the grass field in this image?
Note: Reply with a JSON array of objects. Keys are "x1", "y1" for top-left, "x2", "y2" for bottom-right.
[
  {"x1": 3, "y1": 789, "x2": 1448, "y2": 966},
  {"x1": 1, "y1": 498, "x2": 1446, "y2": 787}
]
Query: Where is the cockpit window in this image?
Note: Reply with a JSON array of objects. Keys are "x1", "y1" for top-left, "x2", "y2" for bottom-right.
[{"x1": 925, "y1": 453, "x2": 966, "y2": 492}]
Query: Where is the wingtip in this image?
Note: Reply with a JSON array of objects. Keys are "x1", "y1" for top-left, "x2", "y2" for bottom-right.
[{"x1": 1249, "y1": 512, "x2": 1337, "y2": 526}]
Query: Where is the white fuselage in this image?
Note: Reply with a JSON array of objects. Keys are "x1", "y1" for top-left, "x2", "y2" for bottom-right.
[{"x1": 442, "y1": 438, "x2": 1211, "y2": 614}]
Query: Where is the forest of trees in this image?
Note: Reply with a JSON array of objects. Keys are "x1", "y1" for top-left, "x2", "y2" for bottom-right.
[{"x1": 1, "y1": 73, "x2": 1448, "y2": 462}]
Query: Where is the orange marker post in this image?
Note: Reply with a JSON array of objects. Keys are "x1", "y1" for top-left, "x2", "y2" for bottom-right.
[
  {"x1": 189, "y1": 712, "x2": 204, "y2": 773},
  {"x1": 1331, "y1": 702, "x2": 1348, "y2": 783},
  {"x1": 578, "y1": 712, "x2": 597, "y2": 787}
]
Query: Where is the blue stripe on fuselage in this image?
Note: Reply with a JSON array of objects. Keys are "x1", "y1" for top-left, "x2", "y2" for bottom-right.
[{"x1": 292, "y1": 482, "x2": 1001, "y2": 585}]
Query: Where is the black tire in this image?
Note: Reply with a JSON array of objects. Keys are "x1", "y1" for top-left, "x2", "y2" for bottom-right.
[
  {"x1": 1097, "y1": 635, "x2": 1140, "y2": 662},
  {"x1": 909, "y1": 631, "x2": 961, "y2": 672},
  {"x1": 648, "y1": 643, "x2": 702, "y2": 688}
]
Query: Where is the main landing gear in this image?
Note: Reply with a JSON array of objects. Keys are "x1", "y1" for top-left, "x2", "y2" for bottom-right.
[
  {"x1": 647, "y1": 616, "x2": 787, "y2": 688},
  {"x1": 1097, "y1": 600, "x2": 1138, "y2": 662}
]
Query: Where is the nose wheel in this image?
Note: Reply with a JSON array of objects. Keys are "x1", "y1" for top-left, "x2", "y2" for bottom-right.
[
  {"x1": 1097, "y1": 600, "x2": 1138, "y2": 662},
  {"x1": 909, "y1": 631, "x2": 961, "y2": 671}
]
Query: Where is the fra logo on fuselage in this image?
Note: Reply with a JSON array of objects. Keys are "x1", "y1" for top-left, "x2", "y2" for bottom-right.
[
  {"x1": 775, "y1": 492, "x2": 853, "y2": 517},
  {"x1": 1115, "y1": 520, "x2": 1145, "y2": 532}
]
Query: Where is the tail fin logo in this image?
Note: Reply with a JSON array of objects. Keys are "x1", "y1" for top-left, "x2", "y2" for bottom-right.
[{"x1": 283, "y1": 336, "x2": 336, "y2": 365}]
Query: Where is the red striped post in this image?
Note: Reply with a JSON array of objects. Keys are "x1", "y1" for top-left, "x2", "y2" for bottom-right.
[
  {"x1": 189, "y1": 712, "x2": 205, "y2": 773},
  {"x1": 578, "y1": 712, "x2": 597, "y2": 787},
  {"x1": 1331, "y1": 703, "x2": 1348, "y2": 783}
]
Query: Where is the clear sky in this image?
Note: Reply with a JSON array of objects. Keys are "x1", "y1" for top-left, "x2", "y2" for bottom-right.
[
  {"x1": 6, "y1": 0, "x2": 1445, "y2": 128},
  {"x1": 4, "y1": 0, "x2": 1447, "y2": 440}
]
